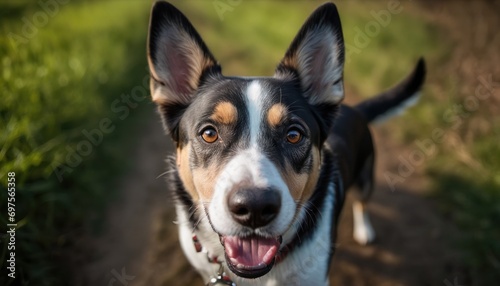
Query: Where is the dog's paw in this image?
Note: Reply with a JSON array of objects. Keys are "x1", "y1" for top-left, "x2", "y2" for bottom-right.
[
  {"x1": 352, "y1": 201, "x2": 376, "y2": 245},
  {"x1": 353, "y1": 221, "x2": 375, "y2": 245}
]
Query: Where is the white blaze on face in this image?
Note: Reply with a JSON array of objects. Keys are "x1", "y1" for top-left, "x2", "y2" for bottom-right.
[
  {"x1": 246, "y1": 81, "x2": 265, "y2": 147},
  {"x1": 208, "y1": 81, "x2": 296, "y2": 236}
]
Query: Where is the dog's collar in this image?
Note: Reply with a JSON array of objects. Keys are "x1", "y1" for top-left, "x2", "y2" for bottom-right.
[{"x1": 192, "y1": 234, "x2": 236, "y2": 286}]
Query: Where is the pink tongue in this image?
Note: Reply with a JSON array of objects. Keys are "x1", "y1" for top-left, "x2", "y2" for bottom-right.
[{"x1": 223, "y1": 236, "x2": 279, "y2": 269}]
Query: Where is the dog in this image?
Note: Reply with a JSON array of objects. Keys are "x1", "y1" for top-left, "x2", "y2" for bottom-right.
[{"x1": 147, "y1": 1, "x2": 425, "y2": 285}]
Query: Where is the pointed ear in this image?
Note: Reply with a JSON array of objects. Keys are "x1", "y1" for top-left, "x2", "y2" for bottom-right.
[
  {"x1": 147, "y1": 1, "x2": 220, "y2": 139},
  {"x1": 275, "y1": 3, "x2": 345, "y2": 106}
]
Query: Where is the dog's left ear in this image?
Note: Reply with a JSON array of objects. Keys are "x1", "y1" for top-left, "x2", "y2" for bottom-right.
[
  {"x1": 147, "y1": 1, "x2": 220, "y2": 140},
  {"x1": 275, "y1": 3, "x2": 344, "y2": 107}
]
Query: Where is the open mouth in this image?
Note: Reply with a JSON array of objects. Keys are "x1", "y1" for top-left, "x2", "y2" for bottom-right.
[{"x1": 221, "y1": 235, "x2": 282, "y2": 279}]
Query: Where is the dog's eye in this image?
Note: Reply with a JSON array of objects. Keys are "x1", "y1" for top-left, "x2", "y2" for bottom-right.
[
  {"x1": 286, "y1": 128, "x2": 302, "y2": 144},
  {"x1": 201, "y1": 127, "x2": 218, "y2": 143}
]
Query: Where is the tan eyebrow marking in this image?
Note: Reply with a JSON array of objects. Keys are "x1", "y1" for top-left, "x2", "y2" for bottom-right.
[
  {"x1": 267, "y1": 103, "x2": 288, "y2": 127},
  {"x1": 211, "y1": 102, "x2": 238, "y2": 125}
]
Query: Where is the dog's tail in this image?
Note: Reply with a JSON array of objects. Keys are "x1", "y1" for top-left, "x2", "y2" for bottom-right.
[{"x1": 355, "y1": 58, "x2": 426, "y2": 123}]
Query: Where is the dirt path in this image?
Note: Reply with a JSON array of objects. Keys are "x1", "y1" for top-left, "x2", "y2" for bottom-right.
[
  {"x1": 83, "y1": 103, "x2": 463, "y2": 285},
  {"x1": 81, "y1": 109, "x2": 175, "y2": 285}
]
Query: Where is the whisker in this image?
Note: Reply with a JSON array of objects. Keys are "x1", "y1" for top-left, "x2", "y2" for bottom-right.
[{"x1": 156, "y1": 169, "x2": 176, "y2": 179}]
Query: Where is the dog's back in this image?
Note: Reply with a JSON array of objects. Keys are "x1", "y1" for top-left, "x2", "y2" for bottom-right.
[
  {"x1": 328, "y1": 59, "x2": 426, "y2": 245},
  {"x1": 331, "y1": 58, "x2": 426, "y2": 191}
]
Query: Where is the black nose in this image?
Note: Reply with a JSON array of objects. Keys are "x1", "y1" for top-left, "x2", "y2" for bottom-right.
[{"x1": 227, "y1": 188, "x2": 281, "y2": 228}]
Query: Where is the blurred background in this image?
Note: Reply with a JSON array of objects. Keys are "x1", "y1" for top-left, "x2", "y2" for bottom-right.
[{"x1": 0, "y1": 0, "x2": 498, "y2": 285}]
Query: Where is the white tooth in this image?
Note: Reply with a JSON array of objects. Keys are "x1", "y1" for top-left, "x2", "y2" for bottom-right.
[
  {"x1": 262, "y1": 245, "x2": 277, "y2": 264},
  {"x1": 230, "y1": 258, "x2": 238, "y2": 265},
  {"x1": 237, "y1": 263, "x2": 245, "y2": 269}
]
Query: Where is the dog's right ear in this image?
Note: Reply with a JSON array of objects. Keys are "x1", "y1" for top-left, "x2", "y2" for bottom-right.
[
  {"x1": 275, "y1": 2, "x2": 345, "y2": 107},
  {"x1": 148, "y1": 1, "x2": 220, "y2": 140}
]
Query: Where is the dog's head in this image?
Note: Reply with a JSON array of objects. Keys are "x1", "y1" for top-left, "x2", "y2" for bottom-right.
[{"x1": 148, "y1": 1, "x2": 344, "y2": 279}]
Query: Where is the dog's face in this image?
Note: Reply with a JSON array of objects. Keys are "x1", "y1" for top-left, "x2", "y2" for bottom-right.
[{"x1": 148, "y1": 1, "x2": 344, "y2": 279}]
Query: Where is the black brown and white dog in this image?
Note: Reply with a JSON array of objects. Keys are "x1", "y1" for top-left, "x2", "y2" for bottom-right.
[{"x1": 147, "y1": 2, "x2": 425, "y2": 285}]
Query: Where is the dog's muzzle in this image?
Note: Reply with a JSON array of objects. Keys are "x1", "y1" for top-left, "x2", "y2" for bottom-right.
[{"x1": 220, "y1": 187, "x2": 283, "y2": 278}]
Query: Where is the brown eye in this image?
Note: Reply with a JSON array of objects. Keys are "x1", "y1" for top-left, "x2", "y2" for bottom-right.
[
  {"x1": 201, "y1": 127, "x2": 218, "y2": 143},
  {"x1": 286, "y1": 129, "x2": 302, "y2": 144}
]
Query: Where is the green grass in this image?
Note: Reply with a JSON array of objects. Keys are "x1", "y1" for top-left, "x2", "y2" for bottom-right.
[
  {"x1": 428, "y1": 126, "x2": 500, "y2": 284},
  {"x1": 0, "y1": 1, "x2": 150, "y2": 285}
]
